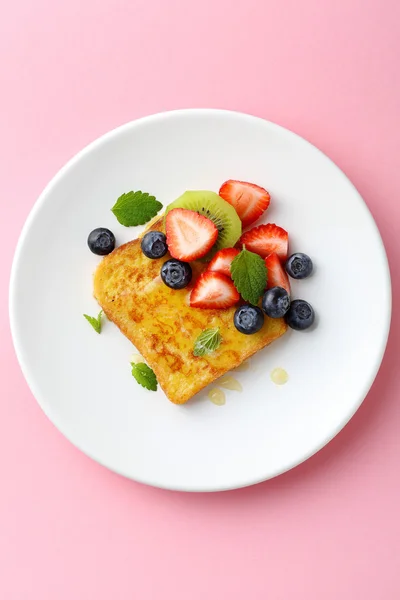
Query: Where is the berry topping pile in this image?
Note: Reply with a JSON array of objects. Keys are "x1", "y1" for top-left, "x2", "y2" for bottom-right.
[
  {"x1": 135, "y1": 179, "x2": 316, "y2": 335},
  {"x1": 87, "y1": 178, "x2": 317, "y2": 363}
]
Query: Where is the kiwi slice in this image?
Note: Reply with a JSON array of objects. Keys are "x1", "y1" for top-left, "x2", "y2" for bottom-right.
[{"x1": 165, "y1": 190, "x2": 242, "y2": 255}]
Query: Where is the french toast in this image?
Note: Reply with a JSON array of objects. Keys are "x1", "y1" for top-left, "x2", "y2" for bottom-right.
[{"x1": 94, "y1": 218, "x2": 287, "y2": 404}]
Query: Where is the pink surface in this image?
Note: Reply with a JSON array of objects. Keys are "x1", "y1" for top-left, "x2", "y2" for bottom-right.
[{"x1": 1, "y1": 0, "x2": 399, "y2": 597}]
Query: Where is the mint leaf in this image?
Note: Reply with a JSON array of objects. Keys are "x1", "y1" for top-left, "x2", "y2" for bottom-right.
[
  {"x1": 193, "y1": 328, "x2": 222, "y2": 357},
  {"x1": 111, "y1": 191, "x2": 162, "y2": 226},
  {"x1": 131, "y1": 362, "x2": 157, "y2": 391},
  {"x1": 231, "y1": 248, "x2": 267, "y2": 305},
  {"x1": 83, "y1": 310, "x2": 103, "y2": 334}
]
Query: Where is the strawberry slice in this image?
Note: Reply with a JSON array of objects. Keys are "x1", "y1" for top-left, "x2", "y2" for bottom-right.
[
  {"x1": 207, "y1": 248, "x2": 239, "y2": 278},
  {"x1": 265, "y1": 252, "x2": 290, "y2": 294},
  {"x1": 219, "y1": 180, "x2": 271, "y2": 228},
  {"x1": 166, "y1": 208, "x2": 218, "y2": 261},
  {"x1": 239, "y1": 223, "x2": 288, "y2": 261},
  {"x1": 190, "y1": 271, "x2": 240, "y2": 309}
]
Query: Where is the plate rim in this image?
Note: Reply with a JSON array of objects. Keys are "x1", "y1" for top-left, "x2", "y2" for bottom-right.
[{"x1": 9, "y1": 108, "x2": 392, "y2": 491}]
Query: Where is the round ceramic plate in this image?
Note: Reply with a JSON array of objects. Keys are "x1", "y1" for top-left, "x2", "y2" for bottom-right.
[{"x1": 10, "y1": 109, "x2": 391, "y2": 491}]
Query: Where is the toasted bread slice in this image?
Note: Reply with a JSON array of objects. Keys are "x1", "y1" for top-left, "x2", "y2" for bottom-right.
[{"x1": 94, "y1": 218, "x2": 287, "y2": 404}]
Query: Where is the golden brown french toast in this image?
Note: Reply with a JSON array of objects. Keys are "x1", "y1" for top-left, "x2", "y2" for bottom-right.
[{"x1": 93, "y1": 219, "x2": 287, "y2": 404}]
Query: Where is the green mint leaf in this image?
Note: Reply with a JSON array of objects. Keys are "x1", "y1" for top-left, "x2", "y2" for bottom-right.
[
  {"x1": 193, "y1": 328, "x2": 222, "y2": 357},
  {"x1": 83, "y1": 310, "x2": 103, "y2": 334},
  {"x1": 111, "y1": 191, "x2": 162, "y2": 226},
  {"x1": 231, "y1": 247, "x2": 267, "y2": 305},
  {"x1": 131, "y1": 362, "x2": 158, "y2": 391}
]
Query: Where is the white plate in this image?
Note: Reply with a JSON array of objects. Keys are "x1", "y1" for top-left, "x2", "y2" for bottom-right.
[{"x1": 9, "y1": 109, "x2": 391, "y2": 491}]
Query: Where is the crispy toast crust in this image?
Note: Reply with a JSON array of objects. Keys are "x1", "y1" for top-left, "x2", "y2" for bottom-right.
[{"x1": 94, "y1": 219, "x2": 287, "y2": 404}]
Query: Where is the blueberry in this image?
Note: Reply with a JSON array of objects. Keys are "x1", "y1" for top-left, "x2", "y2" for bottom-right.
[
  {"x1": 262, "y1": 287, "x2": 290, "y2": 318},
  {"x1": 141, "y1": 231, "x2": 168, "y2": 259},
  {"x1": 285, "y1": 253, "x2": 313, "y2": 279},
  {"x1": 234, "y1": 305, "x2": 264, "y2": 335},
  {"x1": 161, "y1": 259, "x2": 192, "y2": 289},
  {"x1": 87, "y1": 228, "x2": 116, "y2": 255},
  {"x1": 285, "y1": 299, "x2": 315, "y2": 330}
]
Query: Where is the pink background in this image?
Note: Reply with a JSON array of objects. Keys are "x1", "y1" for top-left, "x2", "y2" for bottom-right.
[{"x1": 1, "y1": 0, "x2": 399, "y2": 598}]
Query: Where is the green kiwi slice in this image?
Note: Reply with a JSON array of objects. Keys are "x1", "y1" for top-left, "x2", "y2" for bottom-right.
[{"x1": 165, "y1": 190, "x2": 242, "y2": 256}]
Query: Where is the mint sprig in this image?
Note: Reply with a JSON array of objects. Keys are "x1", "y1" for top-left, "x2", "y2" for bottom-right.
[
  {"x1": 231, "y1": 247, "x2": 267, "y2": 305},
  {"x1": 193, "y1": 328, "x2": 222, "y2": 357},
  {"x1": 131, "y1": 362, "x2": 157, "y2": 391},
  {"x1": 111, "y1": 191, "x2": 162, "y2": 226},
  {"x1": 83, "y1": 310, "x2": 103, "y2": 334}
]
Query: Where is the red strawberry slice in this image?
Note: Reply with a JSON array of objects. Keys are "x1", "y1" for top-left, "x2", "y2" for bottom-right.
[
  {"x1": 265, "y1": 252, "x2": 290, "y2": 294},
  {"x1": 190, "y1": 271, "x2": 240, "y2": 309},
  {"x1": 207, "y1": 248, "x2": 239, "y2": 278},
  {"x1": 239, "y1": 223, "x2": 288, "y2": 261},
  {"x1": 219, "y1": 180, "x2": 271, "y2": 228},
  {"x1": 166, "y1": 208, "x2": 218, "y2": 261}
]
